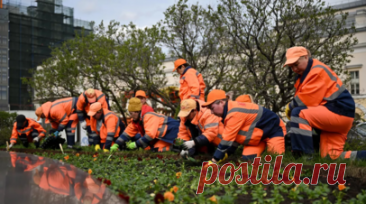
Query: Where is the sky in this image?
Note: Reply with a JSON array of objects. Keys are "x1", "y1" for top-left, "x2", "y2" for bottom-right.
[{"x1": 12, "y1": 0, "x2": 347, "y2": 28}]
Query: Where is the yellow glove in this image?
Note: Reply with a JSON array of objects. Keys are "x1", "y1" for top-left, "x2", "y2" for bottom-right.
[
  {"x1": 103, "y1": 148, "x2": 109, "y2": 153},
  {"x1": 218, "y1": 153, "x2": 228, "y2": 164},
  {"x1": 95, "y1": 144, "x2": 101, "y2": 151},
  {"x1": 285, "y1": 103, "x2": 291, "y2": 120}
]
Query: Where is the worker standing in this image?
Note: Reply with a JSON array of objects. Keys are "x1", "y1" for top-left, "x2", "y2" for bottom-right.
[
  {"x1": 76, "y1": 88, "x2": 110, "y2": 145},
  {"x1": 284, "y1": 46, "x2": 365, "y2": 160},
  {"x1": 177, "y1": 99, "x2": 223, "y2": 157},
  {"x1": 9, "y1": 115, "x2": 46, "y2": 149},
  {"x1": 135, "y1": 90, "x2": 154, "y2": 112},
  {"x1": 202, "y1": 90, "x2": 286, "y2": 162},
  {"x1": 173, "y1": 59, "x2": 206, "y2": 101},
  {"x1": 87, "y1": 102, "x2": 125, "y2": 152},
  {"x1": 35, "y1": 97, "x2": 79, "y2": 149},
  {"x1": 110, "y1": 98, "x2": 179, "y2": 152}
]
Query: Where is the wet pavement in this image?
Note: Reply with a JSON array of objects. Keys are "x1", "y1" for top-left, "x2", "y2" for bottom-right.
[{"x1": 0, "y1": 151, "x2": 127, "y2": 204}]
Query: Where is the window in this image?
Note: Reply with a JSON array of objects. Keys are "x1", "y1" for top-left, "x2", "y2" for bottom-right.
[
  {"x1": 0, "y1": 86, "x2": 6, "y2": 100},
  {"x1": 350, "y1": 71, "x2": 360, "y2": 95}
]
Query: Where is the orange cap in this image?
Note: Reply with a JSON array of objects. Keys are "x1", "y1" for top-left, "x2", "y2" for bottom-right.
[
  {"x1": 235, "y1": 94, "x2": 253, "y2": 103},
  {"x1": 85, "y1": 88, "x2": 97, "y2": 103},
  {"x1": 87, "y1": 102, "x2": 102, "y2": 116},
  {"x1": 173, "y1": 59, "x2": 187, "y2": 71},
  {"x1": 178, "y1": 99, "x2": 197, "y2": 118},
  {"x1": 202, "y1": 89, "x2": 226, "y2": 107},
  {"x1": 283, "y1": 46, "x2": 308, "y2": 67},
  {"x1": 135, "y1": 90, "x2": 147, "y2": 98},
  {"x1": 35, "y1": 107, "x2": 43, "y2": 121}
]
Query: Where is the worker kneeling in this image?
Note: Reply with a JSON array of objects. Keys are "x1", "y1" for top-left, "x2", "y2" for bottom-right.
[
  {"x1": 111, "y1": 98, "x2": 179, "y2": 152},
  {"x1": 87, "y1": 102, "x2": 125, "y2": 152},
  {"x1": 203, "y1": 90, "x2": 286, "y2": 162},
  {"x1": 177, "y1": 99, "x2": 223, "y2": 157},
  {"x1": 9, "y1": 115, "x2": 46, "y2": 149},
  {"x1": 284, "y1": 46, "x2": 365, "y2": 160}
]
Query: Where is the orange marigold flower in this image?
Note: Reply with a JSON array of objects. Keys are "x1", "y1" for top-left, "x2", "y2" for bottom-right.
[
  {"x1": 176, "y1": 172, "x2": 182, "y2": 179},
  {"x1": 94, "y1": 158, "x2": 97, "y2": 161},
  {"x1": 64, "y1": 155, "x2": 69, "y2": 160},
  {"x1": 172, "y1": 186, "x2": 178, "y2": 193},
  {"x1": 76, "y1": 153, "x2": 80, "y2": 157},
  {"x1": 209, "y1": 195, "x2": 217, "y2": 203},
  {"x1": 338, "y1": 184, "x2": 346, "y2": 191},
  {"x1": 164, "y1": 192, "x2": 174, "y2": 201},
  {"x1": 88, "y1": 169, "x2": 92, "y2": 175}
]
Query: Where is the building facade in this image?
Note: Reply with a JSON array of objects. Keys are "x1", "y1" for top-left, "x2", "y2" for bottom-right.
[{"x1": 0, "y1": 0, "x2": 92, "y2": 112}]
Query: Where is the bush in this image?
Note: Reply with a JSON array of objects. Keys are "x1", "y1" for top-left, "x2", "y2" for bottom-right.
[{"x1": 0, "y1": 111, "x2": 17, "y2": 146}]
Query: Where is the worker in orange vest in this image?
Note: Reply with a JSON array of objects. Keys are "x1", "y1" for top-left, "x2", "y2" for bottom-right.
[
  {"x1": 87, "y1": 102, "x2": 125, "y2": 152},
  {"x1": 235, "y1": 94, "x2": 254, "y2": 103},
  {"x1": 284, "y1": 46, "x2": 365, "y2": 160},
  {"x1": 9, "y1": 115, "x2": 46, "y2": 149},
  {"x1": 203, "y1": 90, "x2": 286, "y2": 162},
  {"x1": 76, "y1": 88, "x2": 110, "y2": 145},
  {"x1": 35, "y1": 97, "x2": 79, "y2": 148},
  {"x1": 173, "y1": 59, "x2": 206, "y2": 101},
  {"x1": 135, "y1": 90, "x2": 154, "y2": 112},
  {"x1": 111, "y1": 98, "x2": 179, "y2": 152},
  {"x1": 178, "y1": 99, "x2": 223, "y2": 157}
]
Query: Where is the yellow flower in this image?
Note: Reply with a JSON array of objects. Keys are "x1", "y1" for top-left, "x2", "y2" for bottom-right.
[
  {"x1": 88, "y1": 169, "x2": 92, "y2": 175},
  {"x1": 164, "y1": 192, "x2": 174, "y2": 201},
  {"x1": 76, "y1": 153, "x2": 80, "y2": 157},
  {"x1": 94, "y1": 158, "x2": 97, "y2": 161},
  {"x1": 154, "y1": 179, "x2": 157, "y2": 184},
  {"x1": 338, "y1": 184, "x2": 346, "y2": 191},
  {"x1": 209, "y1": 195, "x2": 217, "y2": 203},
  {"x1": 176, "y1": 172, "x2": 182, "y2": 179}
]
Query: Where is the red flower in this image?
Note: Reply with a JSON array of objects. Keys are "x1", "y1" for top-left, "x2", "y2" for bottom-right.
[
  {"x1": 236, "y1": 162, "x2": 240, "y2": 166},
  {"x1": 154, "y1": 193, "x2": 164, "y2": 204},
  {"x1": 138, "y1": 157, "x2": 142, "y2": 161},
  {"x1": 104, "y1": 179, "x2": 112, "y2": 186},
  {"x1": 157, "y1": 155, "x2": 163, "y2": 159},
  {"x1": 118, "y1": 193, "x2": 130, "y2": 202},
  {"x1": 97, "y1": 177, "x2": 103, "y2": 182}
]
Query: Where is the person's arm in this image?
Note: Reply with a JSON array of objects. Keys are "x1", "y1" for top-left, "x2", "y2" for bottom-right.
[
  {"x1": 290, "y1": 70, "x2": 329, "y2": 109},
  {"x1": 136, "y1": 114, "x2": 160, "y2": 148},
  {"x1": 213, "y1": 115, "x2": 243, "y2": 161}
]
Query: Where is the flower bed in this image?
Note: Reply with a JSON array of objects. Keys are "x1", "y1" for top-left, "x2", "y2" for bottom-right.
[{"x1": 3, "y1": 148, "x2": 362, "y2": 204}]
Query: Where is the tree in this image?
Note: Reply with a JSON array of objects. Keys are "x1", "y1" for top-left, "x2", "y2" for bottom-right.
[
  {"x1": 161, "y1": 0, "x2": 238, "y2": 95},
  {"x1": 23, "y1": 21, "x2": 175, "y2": 122},
  {"x1": 0, "y1": 111, "x2": 17, "y2": 146},
  {"x1": 212, "y1": 0, "x2": 357, "y2": 113}
]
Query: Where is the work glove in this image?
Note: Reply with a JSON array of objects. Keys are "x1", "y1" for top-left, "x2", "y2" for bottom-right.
[
  {"x1": 127, "y1": 142, "x2": 137, "y2": 150},
  {"x1": 103, "y1": 148, "x2": 109, "y2": 153},
  {"x1": 285, "y1": 103, "x2": 291, "y2": 120},
  {"x1": 81, "y1": 121, "x2": 87, "y2": 130},
  {"x1": 110, "y1": 144, "x2": 119, "y2": 153},
  {"x1": 33, "y1": 137, "x2": 39, "y2": 142},
  {"x1": 180, "y1": 150, "x2": 189, "y2": 157},
  {"x1": 53, "y1": 131, "x2": 60, "y2": 137},
  {"x1": 8, "y1": 143, "x2": 13, "y2": 149},
  {"x1": 95, "y1": 144, "x2": 101, "y2": 151},
  {"x1": 182, "y1": 140, "x2": 195, "y2": 150}
]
